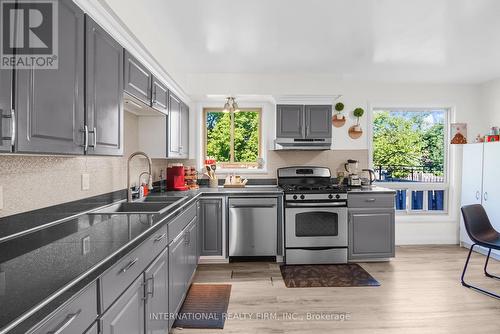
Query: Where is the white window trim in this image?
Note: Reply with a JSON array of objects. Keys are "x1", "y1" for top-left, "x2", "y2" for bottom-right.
[{"x1": 368, "y1": 103, "x2": 455, "y2": 216}]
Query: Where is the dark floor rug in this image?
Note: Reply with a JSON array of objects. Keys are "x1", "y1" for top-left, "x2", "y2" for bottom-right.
[
  {"x1": 173, "y1": 284, "x2": 232, "y2": 329},
  {"x1": 280, "y1": 264, "x2": 380, "y2": 288}
]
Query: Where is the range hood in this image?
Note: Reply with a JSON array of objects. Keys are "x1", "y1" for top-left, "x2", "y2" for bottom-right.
[{"x1": 274, "y1": 138, "x2": 332, "y2": 150}]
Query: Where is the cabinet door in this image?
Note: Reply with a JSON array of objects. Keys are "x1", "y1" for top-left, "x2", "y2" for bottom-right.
[
  {"x1": 482, "y1": 142, "x2": 500, "y2": 234},
  {"x1": 180, "y1": 102, "x2": 189, "y2": 158},
  {"x1": 145, "y1": 248, "x2": 169, "y2": 334},
  {"x1": 168, "y1": 233, "x2": 186, "y2": 329},
  {"x1": 460, "y1": 143, "x2": 484, "y2": 244},
  {"x1": 124, "y1": 50, "x2": 152, "y2": 105},
  {"x1": 167, "y1": 92, "x2": 181, "y2": 157},
  {"x1": 276, "y1": 105, "x2": 304, "y2": 138},
  {"x1": 85, "y1": 322, "x2": 98, "y2": 334},
  {"x1": 15, "y1": 0, "x2": 85, "y2": 154},
  {"x1": 186, "y1": 217, "x2": 198, "y2": 282},
  {"x1": 0, "y1": 69, "x2": 13, "y2": 152},
  {"x1": 151, "y1": 77, "x2": 168, "y2": 114},
  {"x1": 349, "y1": 209, "x2": 395, "y2": 260},
  {"x1": 101, "y1": 275, "x2": 145, "y2": 334},
  {"x1": 85, "y1": 16, "x2": 124, "y2": 156},
  {"x1": 199, "y1": 199, "x2": 223, "y2": 256},
  {"x1": 305, "y1": 105, "x2": 331, "y2": 138}
]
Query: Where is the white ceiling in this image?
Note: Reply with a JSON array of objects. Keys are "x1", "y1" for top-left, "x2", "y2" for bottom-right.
[{"x1": 104, "y1": 0, "x2": 500, "y2": 84}]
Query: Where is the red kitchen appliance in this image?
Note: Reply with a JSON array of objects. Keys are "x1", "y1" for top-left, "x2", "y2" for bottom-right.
[{"x1": 167, "y1": 165, "x2": 188, "y2": 191}]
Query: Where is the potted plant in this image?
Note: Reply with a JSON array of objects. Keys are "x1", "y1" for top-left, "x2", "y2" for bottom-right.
[
  {"x1": 353, "y1": 107, "x2": 364, "y2": 132},
  {"x1": 333, "y1": 102, "x2": 345, "y2": 120}
]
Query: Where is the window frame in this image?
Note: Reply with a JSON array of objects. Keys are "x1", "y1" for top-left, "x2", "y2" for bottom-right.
[
  {"x1": 368, "y1": 106, "x2": 451, "y2": 215},
  {"x1": 203, "y1": 107, "x2": 263, "y2": 169}
]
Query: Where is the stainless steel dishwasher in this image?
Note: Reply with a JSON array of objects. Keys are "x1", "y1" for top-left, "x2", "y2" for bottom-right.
[{"x1": 228, "y1": 197, "x2": 278, "y2": 257}]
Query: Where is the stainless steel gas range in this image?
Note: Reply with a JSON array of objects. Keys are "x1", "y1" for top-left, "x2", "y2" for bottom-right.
[{"x1": 278, "y1": 166, "x2": 348, "y2": 264}]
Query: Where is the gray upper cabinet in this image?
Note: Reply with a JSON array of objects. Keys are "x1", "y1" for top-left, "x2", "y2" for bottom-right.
[
  {"x1": 85, "y1": 16, "x2": 124, "y2": 156},
  {"x1": 276, "y1": 105, "x2": 304, "y2": 138},
  {"x1": 101, "y1": 275, "x2": 145, "y2": 334},
  {"x1": 167, "y1": 92, "x2": 182, "y2": 157},
  {"x1": 0, "y1": 69, "x2": 13, "y2": 152},
  {"x1": 180, "y1": 102, "x2": 189, "y2": 157},
  {"x1": 305, "y1": 105, "x2": 332, "y2": 138},
  {"x1": 145, "y1": 248, "x2": 169, "y2": 334},
  {"x1": 15, "y1": 0, "x2": 85, "y2": 154},
  {"x1": 199, "y1": 198, "x2": 223, "y2": 256},
  {"x1": 151, "y1": 76, "x2": 168, "y2": 114},
  {"x1": 124, "y1": 50, "x2": 152, "y2": 105}
]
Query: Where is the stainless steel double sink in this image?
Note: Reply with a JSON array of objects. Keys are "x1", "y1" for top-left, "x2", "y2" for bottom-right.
[{"x1": 90, "y1": 196, "x2": 187, "y2": 215}]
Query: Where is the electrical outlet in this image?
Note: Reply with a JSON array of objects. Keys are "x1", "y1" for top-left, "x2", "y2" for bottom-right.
[
  {"x1": 82, "y1": 236, "x2": 90, "y2": 255},
  {"x1": 0, "y1": 186, "x2": 3, "y2": 210},
  {"x1": 81, "y1": 173, "x2": 90, "y2": 191}
]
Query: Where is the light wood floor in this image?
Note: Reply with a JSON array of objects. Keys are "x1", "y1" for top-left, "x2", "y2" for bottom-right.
[{"x1": 172, "y1": 246, "x2": 500, "y2": 334}]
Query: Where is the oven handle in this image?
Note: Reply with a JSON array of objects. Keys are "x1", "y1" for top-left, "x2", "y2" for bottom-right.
[{"x1": 286, "y1": 202, "x2": 347, "y2": 208}]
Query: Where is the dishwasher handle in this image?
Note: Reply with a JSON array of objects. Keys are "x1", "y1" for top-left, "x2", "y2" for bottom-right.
[{"x1": 229, "y1": 204, "x2": 276, "y2": 208}]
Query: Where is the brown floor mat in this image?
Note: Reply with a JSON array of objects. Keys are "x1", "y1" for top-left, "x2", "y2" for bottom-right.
[
  {"x1": 173, "y1": 284, "x2": 232, "y2": 329},
  {"x1": 280, "y1": 264, "x2": 380, "y2": 288}
]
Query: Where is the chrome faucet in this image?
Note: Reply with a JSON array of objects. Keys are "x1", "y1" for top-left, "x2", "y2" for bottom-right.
[{"x1": 127, "y1": 151, "x2": 153, "y2": 202}]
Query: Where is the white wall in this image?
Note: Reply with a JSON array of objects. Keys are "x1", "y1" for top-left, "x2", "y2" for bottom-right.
[
  {"x1": 479, "y1": 78, "x2": 500, "y2": 128},
  {"x1": 187, "y1": 73, "x2": 487, "y2": 245}
]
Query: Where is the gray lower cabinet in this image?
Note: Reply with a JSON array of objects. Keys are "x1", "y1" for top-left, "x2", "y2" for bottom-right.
[
  {"x1": 185, "y1": 217, "x2": 198, "y2": 281},
  {"x1": 168, "y1": 231, "x2": 186, "y2": 329},
  {"x1": 85, "y1": 15, "x2": 124, "y2": 156},
  {"x1": 145, "y1": 247, "x2": 169, "y2": 334},
  {"x1": 28, "y1": 282, "x2": 98, "y2": 334},
  {"x1": 276, "y1": 105, "x2": 304, "y2": 138},
  {"x1": 348, "y1": 209, "x2": 395, "y2": 260},
  {"x1": 124, "y1": 50, "x2": 152, "y2": 105},
  {"x1": 305, "y1": 105, "x2": 332, "y2": 138},
  {"x1": 15, "y1": 0, "x2": 85, "y2": 154},
  {"x1": 85, "y1": 322, "x2": 98, "y2": 334},
  {"x1": 101, "y1": 275, "x2": 145, "y2": 334},
  {"x1": 199, "y1": 198, "x2": 223, "y2": 256},
  {"x1": 151, "y1": 76, "x2": 168, "y2": 114},
  {"x1": 0, "y1": 69, "x2": 13, "y2": 152}
]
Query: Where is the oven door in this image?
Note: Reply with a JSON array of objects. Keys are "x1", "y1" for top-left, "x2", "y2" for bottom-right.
[{"x1": 285, "y1": 205, "x2": 347, "y2": 248}]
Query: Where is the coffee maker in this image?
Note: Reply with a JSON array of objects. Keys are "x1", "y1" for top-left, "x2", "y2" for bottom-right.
[{"x1": 344, "y1": 159, "x2": 362, "y2": 187}]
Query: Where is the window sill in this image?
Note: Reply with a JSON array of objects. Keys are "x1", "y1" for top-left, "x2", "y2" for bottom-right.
[{"x1": 214, "y1": 168, "x2": 268, "y2": 175}]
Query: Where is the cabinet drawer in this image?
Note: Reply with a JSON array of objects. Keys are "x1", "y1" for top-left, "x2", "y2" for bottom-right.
[
  {"x1": 348, "y1": 193, "x2": 395, "y2": 208},
  {"x1": 168, "y1": 203, "x2": 196, "y2": 243},
  {"x1": 100, "y1": 223, "x2": 168, "y2": 312},
  {"x1": 29, "y1": 282, "x2": 97, "y2": 334}
]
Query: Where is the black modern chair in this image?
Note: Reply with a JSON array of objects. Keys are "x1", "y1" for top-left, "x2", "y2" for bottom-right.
[{"x1": 461, "y1": 204, "x2": 500, "y2": 299}]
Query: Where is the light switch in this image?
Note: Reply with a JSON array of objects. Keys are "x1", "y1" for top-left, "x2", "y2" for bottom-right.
[
  {"x1": 81, "y1": 173, "x2": 90, "y2": 191},
  {"x1": 0, "y1": 186, "x2": 3, "y2": 210},
  {"x1": 82, "y1": 236, "x2": 90, "y2": 255}
]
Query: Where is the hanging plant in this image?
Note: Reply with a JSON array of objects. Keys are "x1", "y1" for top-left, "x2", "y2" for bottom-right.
[
  {"x1": 332, "y1": 102, "x2": 346, "y2": 127},
  {"x1": 353, "y1": 107, "x2": 365, "y2": 132}
]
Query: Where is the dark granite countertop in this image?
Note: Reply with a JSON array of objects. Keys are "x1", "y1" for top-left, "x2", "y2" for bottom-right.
[{"x1": 0, "y1": 192, "x2": 200, "y2": 334}]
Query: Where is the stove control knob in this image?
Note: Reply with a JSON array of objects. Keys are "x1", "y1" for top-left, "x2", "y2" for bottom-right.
[
  {"x1": 328, "y1": 194, "x2": 333, "y2": 199},
  {"x1": 300, "y1": 195, "x2": 305, "y2": 200},
  {"x1": 293, "y1": 195, "x2": 298, "y2": 200},
  {"x1": 335, "y1": 194, "x2": 341, "y2": 199}
]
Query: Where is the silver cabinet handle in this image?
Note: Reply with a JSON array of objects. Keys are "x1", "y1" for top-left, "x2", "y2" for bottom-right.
[
  {"x1": 80, "y1": 125, "x2": 89, "y2": 152},
  {"x1": 145, "y1": 276, "x2": 155, "y2": 299},
  {"x1": 184, "y1": 231, "x2": 190, "y2": 246},
  {"x1": 476, "y1": 191, "x2": 480, "y2": 200},
  {"x1": 229, "y1": 204, "x2": 276, "y2": 208},
  {"x1": 366, "y1": 198, "x2": 376, "y2": 202},
  {"x1": 154, "y1": 233, "x2": 167, "y2": 242},
  {"x1": 484, "y1": 192, "x2": 489, "y2": 201},
  {"x1": 47, "y1": 310, "x2": 81, "y2": 334},
  {"x1": 120, "y1": 258, "x2": 138, "y2": 274},
  {"x1": 10, "y1": 109, "x2": 15, "y2": 147},
  {"x1": 88, "y1": 127, "x2": 97, "y2": 148}
]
